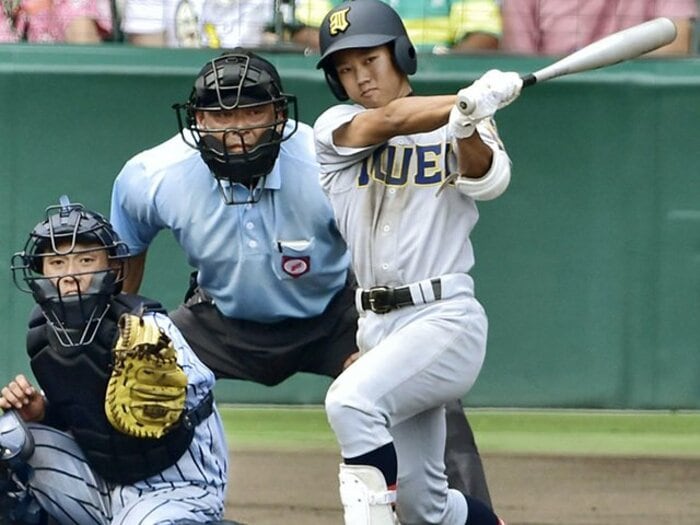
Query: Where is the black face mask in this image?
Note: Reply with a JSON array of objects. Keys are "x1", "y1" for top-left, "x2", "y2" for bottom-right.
[
  {"x1": 198, "y1": 128, "x2": 282, "y2": 205},
  {"x1": 28, "y1": 271, "x2": 115, "y2": 348}
]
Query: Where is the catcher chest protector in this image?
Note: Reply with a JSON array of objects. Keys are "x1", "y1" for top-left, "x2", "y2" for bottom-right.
[
  {"x1": 316, "y1": 0, "x2": 417, "y2": 101},
  {"x1": 27, "y1": 294, "x2": 209, "y2": 484}
]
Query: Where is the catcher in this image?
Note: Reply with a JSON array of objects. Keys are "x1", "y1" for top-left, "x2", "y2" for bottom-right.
[{"x1": 0, "y1": 198, "x2": 230, "y2": 524}]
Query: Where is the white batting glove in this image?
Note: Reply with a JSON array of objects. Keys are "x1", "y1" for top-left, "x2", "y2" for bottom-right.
[
  {"x1": 454, "y1": 69, "x2": 523, "y2": 123},
  {"x1": 448, "y1": 105, "x2": 477, "y2": 139},
  {"x1": 478, "y1": 69, "x2": 522, "y2": 108}
]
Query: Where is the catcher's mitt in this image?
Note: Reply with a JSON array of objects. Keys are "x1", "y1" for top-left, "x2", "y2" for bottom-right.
[{"x1": 105, "y1": 313, "x2": 187, "y2": 439}]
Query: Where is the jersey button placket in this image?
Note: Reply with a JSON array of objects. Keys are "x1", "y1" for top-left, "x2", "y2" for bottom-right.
[
  {"x1": 378, "y1": 222, "x2": 394, "y2": 279},
  {"x1": 241, "y1": 204, "x2": 261, "y2": 254}
]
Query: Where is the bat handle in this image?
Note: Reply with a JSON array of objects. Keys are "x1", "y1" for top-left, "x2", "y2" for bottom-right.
[
  {"x1": 521, "y1": 73, "x2": 537, "y2": 88},
  {"x1": 458, "y1": 72, "x2": 535, "y2": 116},
  {"x1": 456, "y1": 93, "x2": 475, "y2": 116}
]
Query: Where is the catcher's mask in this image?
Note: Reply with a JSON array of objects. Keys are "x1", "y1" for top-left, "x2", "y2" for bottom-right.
[
  {"x1": 174, "y1": 48, "x2": 299, "y2": 205},
  {"x1": 11, "y1": 197, "x2": 129, "y2": 348},
  {"x1": 316, "y1": 0, "x2": 417, "y2": 101}
]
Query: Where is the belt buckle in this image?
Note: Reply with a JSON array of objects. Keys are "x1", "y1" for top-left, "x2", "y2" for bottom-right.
[{"x1": 367, "y1": 286, "x2": 394, "y2": 314}]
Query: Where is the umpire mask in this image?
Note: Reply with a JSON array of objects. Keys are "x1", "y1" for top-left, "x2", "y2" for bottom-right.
[
  {"x1": 11, "y1": 198, "x2": 129, "y2": 348},
  {"x1": 174, "y1": 49, "x2": 299, "y2": 205}
]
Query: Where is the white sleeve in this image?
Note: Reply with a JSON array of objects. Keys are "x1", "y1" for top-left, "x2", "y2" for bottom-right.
[
  {"x1": 151, "y1": 312, "x2": 216, "y2": 407},
  {"x1": 313, "y1": 104, "x2": 386, "y2": 194},
  {"x1": 454, "y1": 143, "x2": 511, "y2": 201},
  {"x1": 452, "y1": 118, "x2": 512, "y2": 201},
  {"x1": 313, "y1": 104, "x2": 380, "y2": 173}
]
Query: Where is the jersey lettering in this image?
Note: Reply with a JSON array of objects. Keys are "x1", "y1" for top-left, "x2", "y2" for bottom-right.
[
  {"x1": 415, "y1": 144, "x2": 443, "y2": 185},
  {"x1": 357, "y1": 142, "x2": 451, "y2": 188}
]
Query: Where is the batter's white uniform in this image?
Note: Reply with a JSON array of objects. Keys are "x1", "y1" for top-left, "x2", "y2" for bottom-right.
[{"x1": 314, "y1": 104, "x2": 510, "y2": 525}]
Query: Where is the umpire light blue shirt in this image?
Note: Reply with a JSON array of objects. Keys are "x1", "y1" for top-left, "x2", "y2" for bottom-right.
[{"x1": 110, "y1": 121, "x2": 351, "y2": 323}]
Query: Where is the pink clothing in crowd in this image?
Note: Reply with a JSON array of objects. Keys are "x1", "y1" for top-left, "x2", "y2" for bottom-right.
[
  {"x1": 502, "y1": 0, "x2": 698, "y2": 55},
  {"x1": 0, "y1": 0, "x2": 112, "y2": 42}
]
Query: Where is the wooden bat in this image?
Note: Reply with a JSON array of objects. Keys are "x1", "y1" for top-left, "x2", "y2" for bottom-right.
[{"x1": 458, "y1": 17, "x2": 678, "y2": 115}]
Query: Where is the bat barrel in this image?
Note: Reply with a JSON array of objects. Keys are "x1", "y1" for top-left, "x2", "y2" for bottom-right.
[
  {"x1": 460, "y1": 18, "x2": 676, "y2": 114},
  {"x1": 531, "y1": 17, "x2": 677, "y2": 83}
]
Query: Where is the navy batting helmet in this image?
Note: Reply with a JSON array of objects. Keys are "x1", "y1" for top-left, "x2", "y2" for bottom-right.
[
  {"x1": 174, "y1": 49, "x2": 299, "y2": 204},
  {"x1": 316, "y1": 0, "x2": 417, "y2": 100},
  {"x1": 11, "y1": 197, "x2": 129, "y2": 347}
]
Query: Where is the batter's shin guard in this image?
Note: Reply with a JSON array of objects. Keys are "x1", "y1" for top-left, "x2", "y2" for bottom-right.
[{"x1": 338, "y1": 464, "x2": 398, "y2": 525}]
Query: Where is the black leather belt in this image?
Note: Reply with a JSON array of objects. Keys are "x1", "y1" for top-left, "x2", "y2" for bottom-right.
[{"x1": 360, "y1": 278, "x2": 442, "y2": 314}]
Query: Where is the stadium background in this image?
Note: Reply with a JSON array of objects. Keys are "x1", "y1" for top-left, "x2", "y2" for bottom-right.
[{"x1": 0, "y1": 45, "x2": 699, "y2": 409}]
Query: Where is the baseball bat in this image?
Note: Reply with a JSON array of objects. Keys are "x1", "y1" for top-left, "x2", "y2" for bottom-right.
[{"x1": 457, "y1": 17, "x2": 677, "y2": 115}]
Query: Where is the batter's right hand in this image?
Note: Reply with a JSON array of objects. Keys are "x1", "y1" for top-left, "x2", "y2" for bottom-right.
[
  {"x1": 0, "y1": 374, "x2": 46, "y2": 422},
  {"x1": 477, "y1": 69, "x2": 522, "y2": 108}
]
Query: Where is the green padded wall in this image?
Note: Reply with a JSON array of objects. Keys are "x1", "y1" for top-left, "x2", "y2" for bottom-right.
[{"x1": 1, "y1": 44, "x2": 699, "y2": 408}]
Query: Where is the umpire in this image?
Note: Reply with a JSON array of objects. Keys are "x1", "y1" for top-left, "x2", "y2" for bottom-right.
[{"x1": 109, "y1": 48, "x2": 492, "y2": 506}]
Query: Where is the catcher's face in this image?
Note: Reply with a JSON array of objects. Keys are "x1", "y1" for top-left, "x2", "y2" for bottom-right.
[
  {"x1": 41, "y1": 241, "x2": 112, "y2": 296},
  {"x1": 333, "y1": 45, "x2": 411, "y2": 108},
  {"x1": 195, "y1": 103, "x2": 280, "y2": 154}
]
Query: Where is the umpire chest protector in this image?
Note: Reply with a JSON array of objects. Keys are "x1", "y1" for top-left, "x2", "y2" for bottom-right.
[{"x1": 26, "y1": 294, "x2": 197, "y2": 484}]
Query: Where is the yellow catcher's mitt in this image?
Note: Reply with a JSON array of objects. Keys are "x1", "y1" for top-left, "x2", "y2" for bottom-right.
[{"x1": 105, "y1": 313, "x2": 188, "y2": 439}]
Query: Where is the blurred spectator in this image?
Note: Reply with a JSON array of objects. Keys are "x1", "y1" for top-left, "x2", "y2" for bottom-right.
[
  {"x1": 120, "y1": 0, "x2": 274, "y2": 47},
  {"x1": 293, "y1": 0, "x2": 502, "y2": 53},
  {"x1": 0, "y1": 0, "x2": 112, "y2": 42},
  {"x1": 502, "y1": 0, "x2": 698, "y2": 56}
]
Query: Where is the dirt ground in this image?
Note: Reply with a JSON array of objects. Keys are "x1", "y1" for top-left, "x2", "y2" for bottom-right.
[{"x1": 224, "y1": 449, "x2": 700, "y2": 525}]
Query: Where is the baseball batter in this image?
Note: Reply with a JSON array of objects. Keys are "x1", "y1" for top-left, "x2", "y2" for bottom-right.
[
  {"x1": 313, "y1": 1, "x2": 521, "y2": 524},
  {"x1": 0, "y1": 201, "x2": 228, "y2": 524}
]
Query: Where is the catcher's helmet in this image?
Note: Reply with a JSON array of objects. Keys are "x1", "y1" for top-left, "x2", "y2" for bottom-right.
[
  {"x1": 316, "y1": 0, "x2": 417, "y2": 100},
  {"x1": 11, "y1": 197, "x2": 129, "y2": 347},
  {"x1": 174, "y1": 49, "x2": 299, "y2": 205}
]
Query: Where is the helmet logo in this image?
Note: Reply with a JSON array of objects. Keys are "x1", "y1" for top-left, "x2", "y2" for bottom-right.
[
  {"x1": 281, "y1": 256, "x2": 310, "y2": 278},
  {"x1": 328, "y1": 8, "x2": 351, "y2": 36}
]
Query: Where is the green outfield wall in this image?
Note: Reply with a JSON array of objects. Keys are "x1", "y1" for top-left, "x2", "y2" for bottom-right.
[{"x1": 1, "y1": 44, "x2": 699, "y2": 409}]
